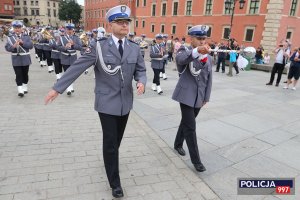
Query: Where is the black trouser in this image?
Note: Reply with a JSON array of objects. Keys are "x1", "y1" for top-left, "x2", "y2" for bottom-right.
[
  {"x1": 269, "y1": 63, "x2": 285, "y2": 84},
  {"x1": 53, "y1": 59, "x2": 63, "y2": 74},
  {"x1": 152, "y1": 68, "x2": 161, "y2": 86},
  {"x1": 174, "y1": 103, "x2": 201, "y2": 164},
  {"x1": 42, "y1": 50, "x2": 47, "y2": 61},
  {"x1": 44, "y1": 50, "x2": 53, "y2": 66},
  {"x1": 161, "y1": 60, "x2": 167, "y2": 74},
  {"x1": 36, "y1": 48, "x2": 43, "y2": 61},
  {"x1": 216, "y1": 57, "x2": 225, "y2": 72},
  {"x1": 13, "y1": 66, "x2": 29, "y2": 86},
  {"x1": 62, "y1": 65, "x2": 70, "y2": 72},
  {"x1": 168, "y1": 52, "x2": 173, "y2": 62},
  {"x1": 98, "y1": 112, "x2": 129, "y2": 188}
]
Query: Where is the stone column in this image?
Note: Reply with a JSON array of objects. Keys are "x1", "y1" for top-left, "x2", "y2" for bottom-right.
[{"x1": 260, "y1": 0, "x2": 284, "y2": 55}]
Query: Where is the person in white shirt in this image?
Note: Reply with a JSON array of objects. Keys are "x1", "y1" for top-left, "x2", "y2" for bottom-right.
[
  {"x1": 266, "y1": 42, "x2": 290, "y2": 87},
  {"x1": 263, "y1": 52, "x2": 270, "y2": 64}
]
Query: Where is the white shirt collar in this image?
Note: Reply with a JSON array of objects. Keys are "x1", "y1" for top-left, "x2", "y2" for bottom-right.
[{"x1": 112, "y1": 34, "x2": 125, "y2": 48}]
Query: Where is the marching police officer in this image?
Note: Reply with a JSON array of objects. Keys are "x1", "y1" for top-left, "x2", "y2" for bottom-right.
[
  {"x1": 5, "y1": 20, "x2": 33, "y2": 97},
  {"x1": 57, "y1": 23, "x2": 82, "y2": 95},
  {"x1": 40, "y1": 26, "x2": 54, "y2": 73},
  {"x1": 45, "y1": 5, "x2": 146, "y2": 198},
  {"x1": 159, "y1": 34, "x2": 168, "y2": 80},
  {"x1": 138, "y1": 34, "x2": 148, "y2": 58},
  {"x1": 128, "y1": 32, "x2": 135, "y2": 42},
  {"x1": 150, "y1": 34, "x2": 166, "y2": 94},
  {"x1": 173, "y1": 25, "x2": 212, "y2": 172},
  {"x1": 50, "y1": 28, "x2": 64, "y2": 80}
]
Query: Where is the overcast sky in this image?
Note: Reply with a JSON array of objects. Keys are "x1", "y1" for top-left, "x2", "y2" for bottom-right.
[{"x1": 77, "y1": 0, "x2": 84, "y2": 6}]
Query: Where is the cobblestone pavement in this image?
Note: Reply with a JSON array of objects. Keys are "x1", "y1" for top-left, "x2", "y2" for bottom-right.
[{"x1": 0, "y1": 41, "x2": 219, "y2": 200}]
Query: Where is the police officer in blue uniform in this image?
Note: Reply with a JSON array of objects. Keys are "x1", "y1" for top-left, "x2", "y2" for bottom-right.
[
  {"x1": 173, "y1": 25, "x2": 212, "y2": 172},
  {"x1": 57, "y1": 23, "x2": 82, "y2": 95},
  {"x1": 5, "y1": 21, "x2": 33, "y2": 97},
  {"x1": 40, "y1": 26, "x2": 54, "y2": 73},
  {"x1": 50, "y1": 28, "x2": 64, "y2": 80},
  {"x1": 45, "y1": 5, "x2": 146, "y2": 198},
  {"x1": 150, "y1": 34, "x2": 166, "y2": 94}
]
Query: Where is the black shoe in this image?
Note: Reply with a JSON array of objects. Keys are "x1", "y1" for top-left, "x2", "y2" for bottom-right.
[
  {"x1": 175, "y1": 147, "x2": 186, "y2": 156},
  {"x1": 71, "y1": 90, "x2": 74, "y2": 93},
  {"x1": 112, "y1": 186, "x2": 124, "y2": 198},
  {"x1": 283, "y1": 81, "x2": 287, "y2": 83},
  {"x1": 222, "y1": 71, "x2": 225, "y2": 73},
  {"x1": 215, "y1": 70, "x2": 219, "y2": 72},
  {"x1": 67, "y1": 91, "x2": 72, "y2": 96},
  {"x1": 266, "y1": 82, "x2": 272, "y2": 85},
  {"x1": 275, "y1": 83, "x2": 279, "y2": 87},
  {"x1": 18, "y1": 93, "x2": 24, "y2": 97},
  {"x1": 194, "y1": 163, "x2": 206, "y2": 172}
]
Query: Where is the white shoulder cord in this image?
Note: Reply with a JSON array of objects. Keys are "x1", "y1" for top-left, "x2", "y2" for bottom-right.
[{"x1": 96, "y1": 41, "x2": 124, "y2": 81}]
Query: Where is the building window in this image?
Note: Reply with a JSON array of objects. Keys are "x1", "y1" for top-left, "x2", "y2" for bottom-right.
[
  {"x1": 31, "y1": 9, "x2": 35, "y2": 15},
  {"x1": 36, "y1": 9, "x2": 39, "y2": 15},
  {"x1": 136, "y1": 20, "x2": 138, "y2": 28},
  {"x1": 35, "y1": 1, "x2": 38, "y2": 6},
  {"x1": 152, "y1": 4, "x2": 156, "y2": 16},
  {"x1": 53, "y1": 9, "x2": 57, "y2": 17},
  {"x1": 161, "y1": 24, "x2": 165, "y2": 33},
  {"x1": 136, "y1": 0, "x2": 139, "y2": 7},
  {"x1": 143, "y1": 0, "x2": 146, "y2": 6},
  {"x1": 207, "y1": 26, "x2": 212, "y2": 37},
  {"x1": 48, "y1": 9, "x2": 51, "y2": 17},
  {"x1": 290, "y1": 0, "x2": 298, "y2": 16},
  {"x1": 245, "y1": 28, "x2": 254, "y2": 42},
  {"x1": 14, "y1": 8, "x2": 21, "y2": 15},
  {"x1": 225, "y1": 0, "x2": 233, "y2": 14},
  {"x1": 205, "y1": 0, "x2": 213, "y2": 15},
  {"x1": 102, "y1": 10, "x2": 104, "y2": 17},
  {"x1": 9, "y1": 5, "x2": 12, "y2": 10},
  {"x1": 53, "y1": 2, "x2": 56, "y2": 7},
  {"x1": 16, "y1": 1, "x2": 20, "y2": 5},
  {"x1": 172, "y1": 25, "x2": 176, "y2": 34},
  {"x1": 187, "y1": 25, "x2": 193, "y2": 33},
  {"x1": 223, "y1": 27, "x2": 230, "y2": 39},
  {"x1": 142, "y1": 20, "x2": 145, "y2": 28},
  {"x1": 162, "y1": 3, "x2": 167, "y2": 16},
  {"x1": 249, "y1": 0, "x2": 260, "y2": 14},
  {"x1": 24, "y1": 8, "x2": 28, "y2": 15},
  {"x1": 47, "y1": 1, "x2": 50, "y2": 7},
  {"x1": 24, "y1": 1, "x2": 27, "y2": 5},
  {"x1": 151, "y1": 24, "x2": 155, "y2": 33},
  {"x1": 173, "y1": 2, "x2": 178, "y2": 16},
  {"x1": 286, "y1": 31, "x2": 292, "y2": 40},
  {"x1": 186, "y1": 1, "x2": 192, "y2": 15},
  {"x1": 4, "y1": 5, "x2": 8, "y2": 10},
  {"x1": 31, "y1": 1, "x2": 33, "y2": 6}
]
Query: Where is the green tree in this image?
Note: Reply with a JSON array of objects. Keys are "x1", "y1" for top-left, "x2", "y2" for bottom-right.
[{"x1": 58, "y1": 0, "x2": 82, "y2": 25}]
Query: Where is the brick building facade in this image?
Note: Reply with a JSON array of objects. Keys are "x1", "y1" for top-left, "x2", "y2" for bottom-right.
[
  {"x1": 0, "y1": 0, "x2": 14, "y2": 20},
  {"x1": 85, "y1": 0, "x2": 300, "y2": 53}
]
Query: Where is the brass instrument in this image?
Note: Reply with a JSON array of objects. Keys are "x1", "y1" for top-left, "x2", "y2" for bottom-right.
[
  {"x1": 80, "y1": 32, "x2": 89, "y2": 47},
  {"x1": 41, "y1": 28, "x2": 53, "y2": 40},
  {"x1": 139, "y1": 40, "x2": 148, "y2": 49}
]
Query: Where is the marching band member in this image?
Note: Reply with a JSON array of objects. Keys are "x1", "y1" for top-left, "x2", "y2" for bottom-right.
[
  {"x1": 150, "y1": 34, "x2": 166, "y2": 94},
  {"x1": 35, "y1": 28, "x2": 45, "y2": 66},
  {"x1": 128, "y1": 32, "x2": 135, "y2": 42},
  {"x1": 138, "y1": 34, "x2": 148, "y2": 58},
  {"x1": 50, "y1": 28, "x2": 64, "y2": 80},
  {"x1": 173, "y1": 25, "x2": 212, "y2": 172},
  {"x1": 40, "y1": 26, "x2": 54, "y2": 73},
  {"x1": 45, "y1": 5, "x2": 146, "y2": 198},
  {"x1": 159, "y1": 34, "x2": 168, "y2": 80},
  {"x1": 57, "y1": 23, "x2": 82, "y2": 95},
  {"x1": 97, "y1": 27, "x2": 106, "y2": 40},
  {"x1": 5, "y1": 20, "x2": 33, "y2": 97},
  {"x1": 92, "y1": 28, "x2": 98, "y2": 41}
]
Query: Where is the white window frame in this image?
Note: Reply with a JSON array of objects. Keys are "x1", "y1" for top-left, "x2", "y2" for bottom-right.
[
  {"x1": 171, "y1": 24, "x2": 177, "y2": 34},
  {"x1": 222, "y1": 26, "x2": 230, "y2": 39},
  {"x1": 172, "y1": 1, "x2": 179, "y2": 16},
  {"x1": 151, "y1": 3, "x2": 157, "y2": 17},
  {"x1": 161, "y1": 2, "x2": 167, "y2": 16},
  {"x1": 185, "y1": 0, "x2": 193, "y2": 16}
]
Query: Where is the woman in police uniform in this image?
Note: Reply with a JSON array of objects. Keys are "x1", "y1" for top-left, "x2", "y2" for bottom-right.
[
  {"x1": 172, "y1": 25, "x2": 212, "y2": 172},
  {"x1": 5, "y1": 20, "x2": 33, "y2": 97}
]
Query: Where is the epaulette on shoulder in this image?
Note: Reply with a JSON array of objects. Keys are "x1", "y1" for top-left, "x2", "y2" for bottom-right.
[{"x1": 128, "y1": 40, "x2": 138, "y2": 45}]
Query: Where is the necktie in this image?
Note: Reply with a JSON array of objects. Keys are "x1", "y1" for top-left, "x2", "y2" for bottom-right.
[{"x1": 118, "y1": 40, "x2": 123, "y2": 57}]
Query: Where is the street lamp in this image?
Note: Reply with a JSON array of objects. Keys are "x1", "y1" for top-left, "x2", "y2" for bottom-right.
[{"x1": 224, "y1": 0, "x2": 246, "y2": 40}]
